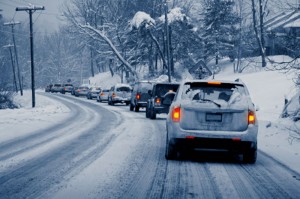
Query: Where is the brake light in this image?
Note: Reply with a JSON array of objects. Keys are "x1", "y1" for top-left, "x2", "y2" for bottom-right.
[
  {"x1": 155, "y1": 98, "x2": 161, "y2": 105},
  {"x1": 136, "y1": 93, "x2": 141, "y2": 100},
  {"x1": 77, "y1": 89, "x2": 81, "y2": 92},
  {"x1": 172, "y1": 106, "x2": 181, "y2": 122},
  {"x1": 100, "y1": 92, "x2": 105, "y2": 96},
  {"x1": 208, "y1": 81, "x2": 221, "y2": 85},
  {"x1": 112, "y1": 93, "x2": 116, "y2": 98},
  {"x1": 248, "y1": 111, "x2": 255, "y2": 124}
]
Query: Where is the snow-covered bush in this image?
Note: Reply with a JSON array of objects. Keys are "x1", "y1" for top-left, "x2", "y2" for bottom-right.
[
  {"x1": 0, "y1": 90, "x2": 18, "y2": 109},
  {"x1": 281, "y1": 91, "x2": 300, "y2": 121}
]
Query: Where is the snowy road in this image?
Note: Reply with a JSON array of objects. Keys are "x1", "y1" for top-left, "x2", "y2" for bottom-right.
[{"x1": 1, "y1": 93, "x2": 300, "y2": 198}]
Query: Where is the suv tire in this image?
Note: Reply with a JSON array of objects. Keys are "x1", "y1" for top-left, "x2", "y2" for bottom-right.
[
  {"x1": 134, "y1": 105, "x2": 140, "y2": 112},
  {"x1": 129, "y1": 103, "x2": 134, "y2": 111},
  {"x1": 165, "y1": 138, "x2": 177, "y2": 160}
]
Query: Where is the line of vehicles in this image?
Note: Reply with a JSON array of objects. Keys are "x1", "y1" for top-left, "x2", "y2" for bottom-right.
[{"x1": 45, "y1": 79, "x2": 258, "y2": 163}]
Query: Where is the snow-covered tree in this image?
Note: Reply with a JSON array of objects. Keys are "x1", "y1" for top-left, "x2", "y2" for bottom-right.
[{"x1": 201, "y1": 0, "x2": 240, "y2": 67}]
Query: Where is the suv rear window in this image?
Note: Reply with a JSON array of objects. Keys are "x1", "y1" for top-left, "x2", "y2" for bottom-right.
[
  {"x1": 182, "y1": 82, "x2": 247, "y2": 102},
  {"x1": 154, "y1": 84, "x2": 179, "y2": 97}
]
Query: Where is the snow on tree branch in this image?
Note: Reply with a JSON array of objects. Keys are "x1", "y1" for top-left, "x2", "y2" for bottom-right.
[
  {"x1": 130, "y1": 11, "x2": 155, "y2": 29},
  {"x1": 158, "y1": 7, "x2": 187, "y2": 24},
  {"x1": 77, "y1": 23, "x2": 138, "y2": 79}
]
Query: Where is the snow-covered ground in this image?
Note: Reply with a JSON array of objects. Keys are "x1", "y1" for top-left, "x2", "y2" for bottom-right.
[{"x1": 1, "y1": 55, "x2": 300, "y2": 176}]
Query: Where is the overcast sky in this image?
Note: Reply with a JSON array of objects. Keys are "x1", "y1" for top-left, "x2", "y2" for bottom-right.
[{"x1": 0, "y1": 0, "x2": 68, "y2": 33}]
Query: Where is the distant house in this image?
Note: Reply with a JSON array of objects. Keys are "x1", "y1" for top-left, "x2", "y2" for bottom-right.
[{"x1": 264, "y1": 7, "x2": 300, "y2": 57}]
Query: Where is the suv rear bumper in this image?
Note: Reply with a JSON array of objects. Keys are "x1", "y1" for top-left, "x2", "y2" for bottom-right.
[
  {"x1": 137, "y1": 101, "x2": 147, "y2": 107},
  {"x1": 153, "y1": 106, "x2": 170, "y2": 114},
  {"x1": 171, "y1": 138, "x2": 257, "y2": 152}
]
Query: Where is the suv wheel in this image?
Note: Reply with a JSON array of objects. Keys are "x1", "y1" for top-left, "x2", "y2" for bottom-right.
[
  {"x1": 149, "y1": 107, "x2": 156, "y2": 119},
  {"x1": 243, "y1": 149, "x2": 257, "y2": 164},
  {"x1": 135, "y1": 105, "x2": 140, "y2": 112},
  {"x1": 130, "y1": 103, "x2": 134, "y2": 111},
  {"x1": 165, "y1": 138, "x2": 177, "y2": 160},
  {"x1": 243, "y1": 143, "x2": 257, "y2": 164},
  {"x1": 145, "y1": 106, "x2": 149, "y2": 118}
]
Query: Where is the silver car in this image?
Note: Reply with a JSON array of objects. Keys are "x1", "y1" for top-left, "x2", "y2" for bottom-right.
[
  {"x1": 97, "y1": 89, "x2": 110, "y2": 102},
  {"x1": 165, "y1": 79, "x2": 258, "y2": 163},
  {"x1": 108, "y1": 84, "x2": 132, "y2": 105}
]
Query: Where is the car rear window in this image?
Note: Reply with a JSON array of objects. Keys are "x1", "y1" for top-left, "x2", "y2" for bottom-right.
[
  {"x1": 117, "y1": 87, "x2": 131, "y2": 92},
  {"x1": 182, "y1": 82, "x2": 247, "y2": 102},
  {"x1": 154, "y1": 84, "x2": 179, "y2": 97}
]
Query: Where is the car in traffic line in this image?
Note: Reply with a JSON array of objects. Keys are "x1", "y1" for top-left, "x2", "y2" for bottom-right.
[
  {"x1": 97, "y1": 89, "x2": 110, "y2": 102},
  {"x1": 51, "y1": 83, "x2": 64, "y2": 93},
  {"x1": 45, "y1": 84, "x2": 53, "y2": 92},
  {"x1": 146, "y1": 82, "x2": 180, "y2": 119},
  {"x1": 130, "y1": 81, "x2": 154, "y2": 112},
  {"x1": 108, "y1": 83, "x2": 132, "y2": 105},
  {"x1": 165, "y1": 79, "x2": 258, "y2": 163},
  {"x1": 87, "y1": 86, "x2": 101, "y2": 100},
  {"x1": 74, "y1": 86, "x2": 90, "y2": 97},
  {"x1": 61, "y1": 83, "x2": 74, "y2": 94}
]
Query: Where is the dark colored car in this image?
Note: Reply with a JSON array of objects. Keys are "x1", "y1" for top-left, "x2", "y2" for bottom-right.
[
  {"x1": 129, "y1": 81, "x2": 154, "y2": 112},
  {"x1": 61, "y1": 83, "x2": 74, "y2": 94},
  {"x1": 71, "y1": 86, "x2": 78, "y2": 95},
  {"x1": 51, "y1": 84, "x2": 63, "y2": 93},
  {"x1": 146, "y1": 82, "x2": 180, "y2": 119},
  {"x1": 86, "y1": 86, "x2": 101, "y2": 100},
  {"x1": 45, "y1": 84, "x2": 53, "y2": 92}
]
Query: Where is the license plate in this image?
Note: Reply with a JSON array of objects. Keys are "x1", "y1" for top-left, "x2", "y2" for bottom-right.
[{"x1": 206, "y1": 113, "x2": 222, "y2": 122}]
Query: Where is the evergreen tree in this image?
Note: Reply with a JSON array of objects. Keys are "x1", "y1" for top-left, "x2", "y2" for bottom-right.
[{"x1": 201, "y1": 0, "x2": 240, "y2": 66}]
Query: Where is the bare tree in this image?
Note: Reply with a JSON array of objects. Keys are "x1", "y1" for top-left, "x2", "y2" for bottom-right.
[{"x1": 251, "y1": 0, "x2": 268, "y2": 67}]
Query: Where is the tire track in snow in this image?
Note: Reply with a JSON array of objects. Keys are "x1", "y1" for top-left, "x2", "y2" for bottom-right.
[{"x1": 0, "y1": 94, "x2": 121, "y2": 199}]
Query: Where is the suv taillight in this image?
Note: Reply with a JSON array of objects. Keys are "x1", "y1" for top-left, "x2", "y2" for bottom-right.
[
  {"x1": 112, "y1": 93, "x2": 116, "y2": 98},
  {"x1": 248, "y1": 111, "x2": 255, "y2": 125},
  {"x1": 171, "y1": 106, "x2": 181, "y2": 122},
  {"x1": 155, "y1": 97, "x2": 161, "y2": 105},
  {"x1": 136, "y1": 93, "x2": 141, "y2": 100}
]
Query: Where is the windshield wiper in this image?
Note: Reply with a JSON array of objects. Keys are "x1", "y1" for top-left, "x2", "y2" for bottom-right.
[{"x1": 198, "y1": 98, "x2": 221, "y2": 108}]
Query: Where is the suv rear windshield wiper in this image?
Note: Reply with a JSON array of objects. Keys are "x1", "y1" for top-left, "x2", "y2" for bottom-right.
[{"x1": 197, "y1": 98, "x2": 221, "y2": 108}]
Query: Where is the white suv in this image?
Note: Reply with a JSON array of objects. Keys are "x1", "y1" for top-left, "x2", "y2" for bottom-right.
[{"x1": 165, "y1": 79, "x2": 258, "y2": 163}]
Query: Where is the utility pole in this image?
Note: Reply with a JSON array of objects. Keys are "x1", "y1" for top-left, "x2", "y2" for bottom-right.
[
  {"x1": 4, "y1": 21, "x2": 23, "y2": 96},
  {"x1": 3, "y1": 44, "x2": 18, "y2": 92},
  {"x1": 16, "y1": 5, "x2": 45, "y2": 108},
  {"x1": 164, "y1": 0, "x2": 171, "y2": 83}
]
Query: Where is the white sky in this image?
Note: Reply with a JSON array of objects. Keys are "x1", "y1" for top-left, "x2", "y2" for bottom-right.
[{"x1": 0, "y1": 0, "x2": 68, "y2": 33}]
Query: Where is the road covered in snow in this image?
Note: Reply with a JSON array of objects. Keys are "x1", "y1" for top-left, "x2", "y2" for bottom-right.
[{"x1": 0, "y1": 92, "x2": 300, "y2": 198}]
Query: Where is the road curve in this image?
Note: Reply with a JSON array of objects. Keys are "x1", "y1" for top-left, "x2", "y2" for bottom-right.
[
  {"x1": 1, "y1": 93, "x2": 300, "y2": 199},
  {"x1": 0, "y1": 93, "x2": 121, "y2": 199}
]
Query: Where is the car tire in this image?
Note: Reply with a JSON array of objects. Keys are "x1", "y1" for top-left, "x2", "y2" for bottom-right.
[
  {"x1": 145, "y1": 106, "x2": 149, "y2": 118},
  {"x1": 134, "y1": 105, "x2": 140, "y2": 112},
  {"x1": 149, "y1": 107, "x2": 156, "y2": 119},
  {"x1": 165, "y1": 138, "x2": 177, "y2": 160},
  {"x1": 130, "y1": 103, "x2": 134, "y2": 111},
  {"x1": 243, "y1": 145, "x2": 257, "y2": 164}
]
